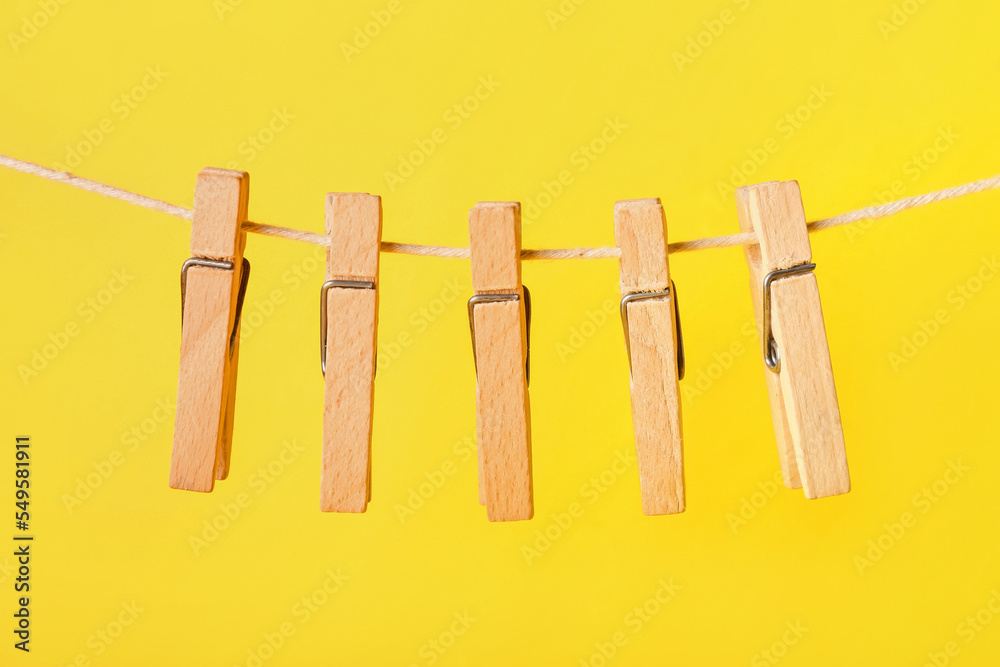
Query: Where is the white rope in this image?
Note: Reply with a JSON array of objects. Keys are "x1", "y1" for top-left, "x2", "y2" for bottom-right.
[
  {"x1": 2, "y1": 154, "x2": 998, "y2": 259},
  {"x1": 0, "y1": 155, "x2": 194, "y2": 221}
]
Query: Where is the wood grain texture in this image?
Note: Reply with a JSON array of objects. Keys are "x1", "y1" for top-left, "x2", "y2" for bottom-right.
[
  {"x1": 325, "y1": 193, "x2": 381, "y2": 278},
  {"x1": 735, "y1": 180, "x2": 849, "y2": 499},
  {"x1": 190, "y1": 167, "x2": 248, "y2": 261},
  {"x1": 321, "y1": 193, "x2": 381, "y2": 513},
  {"x1": 470, "y1": 202, "x2": 522, "y2": 292},
  {"x1": 771, "y1": 274, "x2": 850, "y2": 498},
  {"x1": 615, "y1": 199, "x2": 669, "y2": 292},
  {"x1": 469, "y1": 202, "x2": 532, "y2": 522},
  {"x1": 211, "y1": 170, "x2": 251, "y2": 481},
  {"x1": 614, "y1": 199, "x2": 684, "y2": 515},
  {"x1": 170, "y1": 168, "x2": 249, "y2": 492}
]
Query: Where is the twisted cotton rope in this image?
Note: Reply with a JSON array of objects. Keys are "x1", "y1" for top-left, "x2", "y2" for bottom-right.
[{"x1": 3, "y1": 154, "x2": 999, "y2": 258}]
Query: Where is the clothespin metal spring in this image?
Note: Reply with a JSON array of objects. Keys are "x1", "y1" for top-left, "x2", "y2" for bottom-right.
[
  {"x1": 180, "y1": 256, "x2": 251, "y2": 357},
  {"x1": 319, "y1": 279, "x2": 376, "y2": 376},
  {"x1": 467, "y1": 286, "x2": 532, "y2": 385},
  {"x1": 619, "y1": 280, "x2": 685, "y2": 380},
  {"x1": 761, "y1": 262, "x2": 816, "y2": 373}
]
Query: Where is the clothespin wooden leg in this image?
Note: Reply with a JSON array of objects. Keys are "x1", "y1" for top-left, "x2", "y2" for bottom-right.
[
  {"x1": 170, "y1": 168, "x2": 250, "y2": 492},
  {"x1": 737, "y1": 191, "x2": 801, "y2": 490},
  {"x1": 735, "y1": 180, "x2": 850, "y2": 499},
  {"x1": 215, "y1": 321, "x2": 241, "y2": 480},
  {"x1": 468, "y1": 202, "x2": 533, "y2": 522},
  {"x1": 320, "y1": 193, "x2": 382, "y2": 512},
  {"x1": 614, "y1": 199, "x2": 685, "y2": 515},
  {"x1": 218, "y1": 268, "x2": 251, "y2": 481}
]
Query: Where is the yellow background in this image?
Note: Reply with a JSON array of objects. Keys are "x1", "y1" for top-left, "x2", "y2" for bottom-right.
[{"x1": 3, "y1": 0, "x2": 1000, "y2": 664}]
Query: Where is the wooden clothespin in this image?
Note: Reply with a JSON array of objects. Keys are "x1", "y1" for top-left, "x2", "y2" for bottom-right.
[
  {"x1": 735, "y1": 180, "x2": 850, "y2": 499},
  {"x1": 614, "y1": 199, "x2": 685, "y2": 515},
  {"x1": 320, "y1": 193, "x2": 382, "y2": 513},
  {"x1": 468, "y1": 201, "x2": 533, "y2": 521},
  {"x1": 170, "y1": 168, "x2": 251, "y2": 492}
]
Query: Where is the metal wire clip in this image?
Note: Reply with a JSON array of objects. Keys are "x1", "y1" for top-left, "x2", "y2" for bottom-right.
[
  {"x1": 619, "y1": 280, "x2": 685, "y2": 380},
  {"x1": 761, "y1": 262, "x2": 816, "y2": 373},
  {"x1": 467, "y1": 286, "x2": 532, "y2": 386},
  {"x1": 180, "y1": 257, "x2": 250, "y2": 358},
  {"x1": 319, "y1": 279, "x2": 376, "y2": 376}
]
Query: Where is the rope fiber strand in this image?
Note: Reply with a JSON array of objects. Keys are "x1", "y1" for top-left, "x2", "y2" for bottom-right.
[{"x1": 2, "y1": 153, "x2": 998, "y2": 259}]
